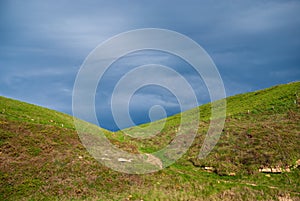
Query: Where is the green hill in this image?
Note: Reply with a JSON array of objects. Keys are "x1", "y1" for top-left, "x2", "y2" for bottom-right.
[{"x1": 0, "y1": 82, "x2": 299, "y2": 200}]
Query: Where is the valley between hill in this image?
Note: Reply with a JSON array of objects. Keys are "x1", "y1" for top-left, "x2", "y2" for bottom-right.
[{"x1": 0, "y1": 82, "x2": 299, "y2": 200}]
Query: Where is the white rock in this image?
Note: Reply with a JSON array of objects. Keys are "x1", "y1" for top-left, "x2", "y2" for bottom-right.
[
  {"x1": 145, "y1": 154, "x2": 163, "y2": 169},
  {"x1": 118, "y1": 158, "x2": 132, "y2": 162},
  {"x1": 204, "y1": 166, "x2": 215, "y2": 171},
  {"x1": 259, "y1": 166, "x2": 283, "y2": 173}
]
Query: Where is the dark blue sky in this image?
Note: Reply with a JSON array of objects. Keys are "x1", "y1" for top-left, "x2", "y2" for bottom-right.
[{"x1": 1, "y1": 0, "x2": 299, "y2": 131}]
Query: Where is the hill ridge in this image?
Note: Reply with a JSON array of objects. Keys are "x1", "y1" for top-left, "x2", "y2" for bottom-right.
[{"x1": 0, "y1": 81, "x2": 299, "y2": 200}]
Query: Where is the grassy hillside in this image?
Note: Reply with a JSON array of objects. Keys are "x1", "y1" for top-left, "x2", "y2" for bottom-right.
[{"x1": 0, "y1": 82, "x2": 299, "y2": 200}]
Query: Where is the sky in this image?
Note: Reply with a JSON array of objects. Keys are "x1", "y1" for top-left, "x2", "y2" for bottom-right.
[{"x1": 0, "y1": 0, "x2": 299, "y2": 131}]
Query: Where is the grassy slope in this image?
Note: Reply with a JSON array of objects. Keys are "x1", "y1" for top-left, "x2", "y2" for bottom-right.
[{"x1": 0, "y1": 82, "x2": 299, "y2": 201}]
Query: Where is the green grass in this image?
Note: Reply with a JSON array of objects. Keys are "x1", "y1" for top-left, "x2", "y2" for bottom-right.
[
  {"x1": 0, "y1": 81, "x2": 300, "y2": 200},
  {"x1": 0, "y1": 96, "x2": 76, "y2": 129}
]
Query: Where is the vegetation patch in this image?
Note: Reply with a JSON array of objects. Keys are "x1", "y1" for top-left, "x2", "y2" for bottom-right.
[{"x1": 0, "y1": 81, "x2": 299, "y2": 200}]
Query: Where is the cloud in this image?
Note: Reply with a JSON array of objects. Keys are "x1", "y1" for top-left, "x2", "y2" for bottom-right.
[
  {"x1": 0, "y1": 0, "x2": 299, "y2": 130},
  {"x1": 231, "y1": 1, "x2": 300, "y2": 33}
]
